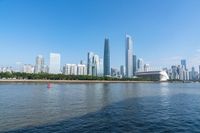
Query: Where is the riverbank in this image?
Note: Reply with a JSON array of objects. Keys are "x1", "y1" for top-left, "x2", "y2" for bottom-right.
[{"x1": 0, "y1": 79, "x2": 155, "y2": 83}]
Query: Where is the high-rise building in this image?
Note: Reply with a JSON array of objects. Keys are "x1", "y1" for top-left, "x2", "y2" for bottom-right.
[
  {"x1": 87, "y1": 52, "x2": 94, "y2": 75},
  {"x1": 49, "y1": 53, "x2": 61, "y2": 74},
  {"x1": 77, "y1": 64, "x2": 87, "y2": 75},
  {"x1": 171, "y1": 65, "x2": 178, "y2": 80},
  {"x1": 63, "y1": 64, "x2": 87, "y2": 75},
  {"x1": 189, "y1": 67, "x2": 198, "y2": 81},
  {"x1": 98, "y1": 58, "x2": 103, "y2": 76},
  {"x1": 92, "y1": 54, "x2": 99, "y2": 76},
  {"x1": 181, "y1": 59, "x2": 187, "y2": 70},
  {"x1": 34, "y1": 55, "x2": 44, "y2": 73},
  {"x1": 87, "y1": 52, "x2": 103, "y2": 76},
  {"x1": 125, "y1": 34, "x2": 133, "y2": 78},
  {"x1": 120, "y1": 65, "x2": 125, "y2": 77},
  {"x1": 103, "y1": 38, "x2": 110, "y2": 76},
  {"x1": 133, "y1": 55, "x2": 137, "y2": 76},
  {"x1": 137, "y1": 58, "x2": 144, "y2": 72}
]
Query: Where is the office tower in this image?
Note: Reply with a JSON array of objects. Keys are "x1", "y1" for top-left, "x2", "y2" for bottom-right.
[
  {"x1": 87, "y1": 52, "x2": 94, "y2": 75},
  {"x1": 137, "y1": 58, "x2": 144, "y2": 72},
  {"x1": 120, "y1": 65, "x2": 125, "y2": 77},
  {"x1": 49, "y1": 53, "x2": 61, "y2": 74},
  {"x1": 133, "y1": 55, "x2": 137, "y2": 76},
  {"x1": 171, "y1": 65, "x2": 178, "y2": 80},
  {"x1": 189, "y1": 67, "x2": 198, "y2": 81},
  {"x1": 92, "y1": 54, "x2": 100, "y2": 76},
  {"x1": 104, "y1": 38, "x2": 110, "y2": 76},
  {"x1": 34, "y1": 55, "x2": 44, "y2": 73},
  {"x1": 179, "y1": 68, "x2": 184, "y2": 80},
  {"x1": 98, "y1": 58, "x2": 103, "y2": 76},
  {"x1": 144, "y1": 64, "x2": 150, "y2": 72},
  {"x1": 125, "y1": 34, "x2": 133, "y2": 78},
  {"x1": 87, "y1": 52, "x2": 103, "y2": 76},
  {"x1": 181, "y1": 59, "x2": 187, "y2": 70},
  {"x1": 185, "y1": 70, "x2": 189, "y2": 81}
]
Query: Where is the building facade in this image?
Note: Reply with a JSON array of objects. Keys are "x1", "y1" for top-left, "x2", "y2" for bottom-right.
[
  {"x1": 133, "y1": 55, "x2": 137, "y2": 76},
  {"x1": 103, "y1": 38, "x2": 110, "y2": 76},
  {"x1": 137, "y1": 58, "x2": 144, "y2": 72},
  {"x1": 125, "y1": 34, "x2": 133, "y2": 78},
  {"x1": 34, "y1": 55, "x2": 44, "y2": 73},
  {"x1": 87, "y1": 52, "x2": 103, "y2": 76}
]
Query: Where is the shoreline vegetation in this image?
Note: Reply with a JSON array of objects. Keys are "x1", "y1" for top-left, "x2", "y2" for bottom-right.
[
  {"x1": 0, "y1": 72, "x2": 155, "y2": 83},
  {"x1": 0, "y1": 72, "x2": 198, "y2": 83}
]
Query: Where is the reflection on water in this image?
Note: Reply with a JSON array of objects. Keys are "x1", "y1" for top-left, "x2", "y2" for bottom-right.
[{"x1": 1, "y1": 83, "x2": 200, "y2": 132}]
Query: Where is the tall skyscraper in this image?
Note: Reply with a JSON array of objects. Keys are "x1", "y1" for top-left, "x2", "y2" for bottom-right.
[
  {"x1": 120, "y1": 65, "x2": 125, "y2": 77},
  {"x1": 99, "y1": 58, "x2": 103, "y2": 76},
  {"x1": 49, "y1": 53, "x2": 61, "y2": 74},
  {"x1": 137, "y1": 58, "x2": 144, "y2": 72},
  {"x1": 103, "y1": 38, "x2": 110, "y2": 76},
  {"x1": 125, "y1": 34, "x2": 133, "y2": 78},
  {"x1": 181, "y1": 59, "x2": 187, "y2": 70},
  {"x1": 34, "y1": 55, "x2": 44, "y2": 73},
  {"x1": 87, "y1": 52, "x2": 94, "y2": 75},
  {"x1": 133, "y1": 55, "x2": 137, "y2": 76}
]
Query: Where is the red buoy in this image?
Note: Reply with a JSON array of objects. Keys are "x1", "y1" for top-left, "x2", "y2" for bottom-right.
[{"x1": 47, "y1": 83, "x2": 51, "y2": 88}]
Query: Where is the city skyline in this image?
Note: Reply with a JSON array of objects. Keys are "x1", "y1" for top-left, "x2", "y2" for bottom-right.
[{"x1": 1, "y1": 0, "x2": 200, "y2": 68}]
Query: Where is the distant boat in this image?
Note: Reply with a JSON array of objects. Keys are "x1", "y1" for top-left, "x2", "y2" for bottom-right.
[{"x1": 47, "y1": 83, "x2": 52, "y2": 88}]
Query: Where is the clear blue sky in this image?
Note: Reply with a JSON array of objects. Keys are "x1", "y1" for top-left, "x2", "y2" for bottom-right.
[{"x1": 1, "y1": 0, "x2": 200, "y2": 69}]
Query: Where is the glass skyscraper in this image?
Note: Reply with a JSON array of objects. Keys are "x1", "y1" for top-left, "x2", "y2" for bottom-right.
[
  {"x1": 87, "y1": 52, "x2": 94, "y2": 75},
  {"x1": 133, "y1": 55, "x2": 137, "y2": 76},
  {"x1": 103, "y1": 38, "x2": 110, "y2": 76},
  {"x1": 125, "y1": 34, "x2": 133, "y2": 78},
  {"x1": 137, "y1": 58, "x2": 144, "y2": 72},
  {"x1": 181, "y1": 59, "x2": 187, "y2": 70}
]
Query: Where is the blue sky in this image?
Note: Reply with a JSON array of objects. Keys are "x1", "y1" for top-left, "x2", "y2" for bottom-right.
[{"x1": 1, "y1": 0, "x2": 200, "y2": 69}]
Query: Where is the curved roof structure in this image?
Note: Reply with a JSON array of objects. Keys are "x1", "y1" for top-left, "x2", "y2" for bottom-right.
[{"x1": 135, "y1": 71, "x2": 169, "y2": 81}]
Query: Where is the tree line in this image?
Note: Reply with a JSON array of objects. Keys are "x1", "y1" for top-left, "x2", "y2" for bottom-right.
[{"x1": 0, "y1": 72, "x2": 151, "y2": 81}]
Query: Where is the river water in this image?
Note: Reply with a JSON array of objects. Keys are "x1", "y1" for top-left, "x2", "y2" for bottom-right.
[{"x1": 0, "y1": 83, "x2": 200, "y2": 133}]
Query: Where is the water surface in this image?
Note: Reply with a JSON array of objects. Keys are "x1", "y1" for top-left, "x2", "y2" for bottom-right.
[{"x1": 0, "y1": 83, "x2": 200, "y2": 132}]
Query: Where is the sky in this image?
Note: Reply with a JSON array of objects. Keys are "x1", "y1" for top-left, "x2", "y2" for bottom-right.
[{"x1": 1, "y1": 0, "x2": 200, "y2": 70}]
